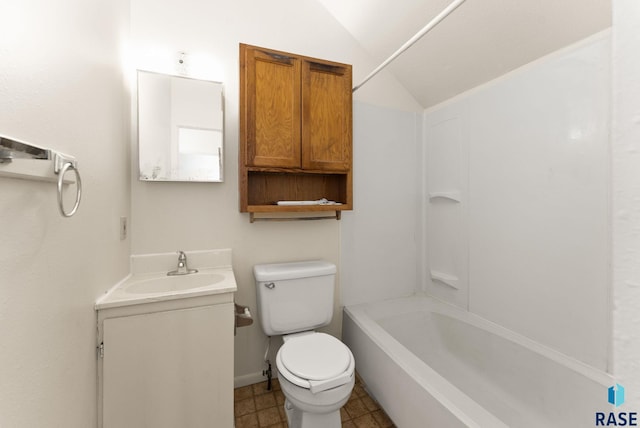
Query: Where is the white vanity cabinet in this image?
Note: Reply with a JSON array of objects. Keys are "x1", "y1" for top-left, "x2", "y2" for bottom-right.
[{"x1": 97, "y1": 292, "x2": 234, "y2": 428}]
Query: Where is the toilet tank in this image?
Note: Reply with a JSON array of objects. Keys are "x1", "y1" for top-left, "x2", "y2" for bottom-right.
[{"x1": 254, "y1": 260, "x2": 336, "y2": 336}]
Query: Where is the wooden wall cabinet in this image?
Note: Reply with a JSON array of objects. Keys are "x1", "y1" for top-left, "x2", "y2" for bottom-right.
[{"x1": 239, "y1": 44, "x2": 353, "y2": 216}]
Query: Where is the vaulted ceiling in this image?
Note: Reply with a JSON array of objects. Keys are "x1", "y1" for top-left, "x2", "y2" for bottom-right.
[{"x1": 317, "y1": 0, "x2": 611, "y2": 109}]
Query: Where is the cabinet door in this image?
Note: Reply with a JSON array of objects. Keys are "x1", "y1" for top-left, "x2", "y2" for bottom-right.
[
  {"x1": 302, "y1": 60, "x2": 352, "y2": 171},
  {"x1": 242, "y1": 45, "x2": 302, "y2": 168},
  {"x1": 102, "y1": 304, "x2": 234, "y2": 428}
]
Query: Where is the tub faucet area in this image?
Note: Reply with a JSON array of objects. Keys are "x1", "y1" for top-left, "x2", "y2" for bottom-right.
[{"x1": 167, "y1": 250, "x2": 198, "y2": 276}]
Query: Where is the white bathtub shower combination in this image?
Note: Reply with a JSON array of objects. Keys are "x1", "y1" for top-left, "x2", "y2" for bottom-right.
[{"x1": 343, "y1": 295, "x2": 613, "y2": 428}]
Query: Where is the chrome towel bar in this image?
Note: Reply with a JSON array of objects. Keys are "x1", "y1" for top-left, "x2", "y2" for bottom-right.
[
  {"x1": 0, "y1": 134, "x2": 82, "y2": 217},
  {"x1": 249, "y1": 211, "x2": 341, "y2": 223}
]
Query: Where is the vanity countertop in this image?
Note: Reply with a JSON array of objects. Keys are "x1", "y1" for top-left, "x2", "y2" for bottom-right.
[{"x1": 95, "y1": 249, "x2": 237, "y2": 310}]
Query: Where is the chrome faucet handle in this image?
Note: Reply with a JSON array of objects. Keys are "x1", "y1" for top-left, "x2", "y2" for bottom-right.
[
  {"x1": 168, "y1": 251, "x2": 187, "y2": 275},
  {"x1": 175, "y1": 251, "x2": 185, "y2": 269},
  {"x1": 167, "y1": 250, "x2": 198, "y2": 276}
]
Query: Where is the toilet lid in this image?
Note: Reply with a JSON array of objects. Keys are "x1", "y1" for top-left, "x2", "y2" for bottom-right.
[{"x1": 279, "y1": 333, "x2": 351, "y2": 381}]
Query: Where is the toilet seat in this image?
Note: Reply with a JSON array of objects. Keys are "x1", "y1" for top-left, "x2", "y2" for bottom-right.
[{"x1": 277, "y1": 333, "x2": 354, "y2": 394}]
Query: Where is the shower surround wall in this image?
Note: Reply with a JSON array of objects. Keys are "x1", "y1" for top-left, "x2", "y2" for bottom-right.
[
  {"x1": 612, "y1": 0, "x2": 640, "y2": 407},
  {"x1": 340, "y1": 102, "x2": 421, "y2": 307},
  {"x1": 423, "y1": 32, "x2": 610, "y2": 370}
]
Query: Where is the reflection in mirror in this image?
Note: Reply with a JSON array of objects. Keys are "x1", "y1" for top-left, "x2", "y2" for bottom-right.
[{"x1": 137, "y1": 70, "x2": 224, "y2": 182}]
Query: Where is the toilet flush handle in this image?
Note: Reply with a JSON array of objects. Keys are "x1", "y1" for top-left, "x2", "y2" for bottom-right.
[{"x1": 264, "y1": 282, "x2": 275, "y2": 289}]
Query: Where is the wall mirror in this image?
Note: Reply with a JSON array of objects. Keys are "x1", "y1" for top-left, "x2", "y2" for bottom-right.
[{"x1": 137, "y1": 70, "x2": 224, "y2": 182}]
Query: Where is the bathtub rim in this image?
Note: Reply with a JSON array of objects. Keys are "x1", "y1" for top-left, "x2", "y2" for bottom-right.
[
  {"x1": 346, "y1": 293, "x2": 613, "y2": 386},
  {"x1": 344, "y1": 293, "x2": 613, "y2": 427}
]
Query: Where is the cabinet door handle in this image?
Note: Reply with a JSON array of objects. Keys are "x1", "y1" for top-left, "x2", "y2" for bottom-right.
[
  {"x1": 308, "y1": 61, "x2": 347, "y2": 75},
  {"x1": 260, "y1": 50, "x2": 295, "y2": 65}
]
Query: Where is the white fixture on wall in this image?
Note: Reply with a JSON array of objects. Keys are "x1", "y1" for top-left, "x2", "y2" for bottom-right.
[
  {"x1": 176, "y1": 51, "x2": 188, "y2": 75},
  {"x1": 131, "y1": 47, "x2": 224, "y2": 82}
]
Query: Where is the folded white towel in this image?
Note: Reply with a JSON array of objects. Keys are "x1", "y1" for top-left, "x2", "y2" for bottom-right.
[{"x1": 277, "y1": 198, "x2": 342, "y2": 206}]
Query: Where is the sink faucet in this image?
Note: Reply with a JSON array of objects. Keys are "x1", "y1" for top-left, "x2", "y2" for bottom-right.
[{"x1": 167, "y1": 250, "x2": 198, "y2": 276}]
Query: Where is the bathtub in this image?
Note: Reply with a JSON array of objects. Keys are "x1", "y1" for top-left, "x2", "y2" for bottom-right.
[{"x1": 342, "y1": 295, "x2": 613, "y2": 428}]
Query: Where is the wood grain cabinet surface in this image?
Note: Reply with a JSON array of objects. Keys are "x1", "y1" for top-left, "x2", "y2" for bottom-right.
[{"x1": 239, "y1": 44, "x2": 353, "y2": 214}]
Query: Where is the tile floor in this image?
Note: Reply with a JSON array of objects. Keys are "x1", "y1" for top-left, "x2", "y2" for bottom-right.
[{"x1": 234, "y1": 373, "x2": 396, "y2": 428}]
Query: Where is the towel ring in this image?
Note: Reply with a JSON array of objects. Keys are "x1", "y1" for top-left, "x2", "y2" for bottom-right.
[{"x1": 57, "y1": 161, "x2": 82, "y2": 217}]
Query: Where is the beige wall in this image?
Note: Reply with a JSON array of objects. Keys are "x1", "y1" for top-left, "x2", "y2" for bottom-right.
[
  {"x1": 0, "y1": 0, "x2": 131, "y2": 425},
  {"x1": 129, "y1": 0, "x2": 421, "y2": 384}
]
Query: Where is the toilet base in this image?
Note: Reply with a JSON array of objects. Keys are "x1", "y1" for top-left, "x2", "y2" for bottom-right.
[{"x1": 284, "y1": 398, "x2": 341, "y2": 428}]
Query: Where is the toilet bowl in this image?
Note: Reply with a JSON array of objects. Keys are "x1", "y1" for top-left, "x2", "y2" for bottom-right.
[{"x1": 276, "y1": 332, "x2": 355, "y2": 428}]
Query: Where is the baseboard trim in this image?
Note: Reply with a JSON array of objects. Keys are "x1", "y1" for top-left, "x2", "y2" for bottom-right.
[{"x1": 234, "y1": 371, "x2": 273, "y2": 388}]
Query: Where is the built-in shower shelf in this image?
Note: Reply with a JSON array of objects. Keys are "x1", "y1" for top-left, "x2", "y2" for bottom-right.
[
  {"x1": 428, "y1": 191, "x2": 461, "y2": 203},
  {"x1": 430, "y1": 270, "x2": 459, "y2": 289}
]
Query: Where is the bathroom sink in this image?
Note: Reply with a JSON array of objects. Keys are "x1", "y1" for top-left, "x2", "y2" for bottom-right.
[
  {"x1": 126, "y1": 272, "x2": 226, "y2": 294},
  {"x1": 95, "y1": 249, "x2": 238, "y2": 310}
]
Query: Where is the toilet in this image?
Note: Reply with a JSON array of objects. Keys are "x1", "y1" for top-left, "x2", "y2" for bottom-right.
[{"x1": 254, "y1": 260, "x2": 355, "y2": 428}]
